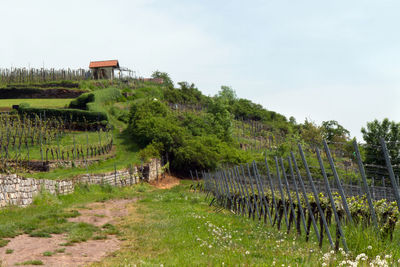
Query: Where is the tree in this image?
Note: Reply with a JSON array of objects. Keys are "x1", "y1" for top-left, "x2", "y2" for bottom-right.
[
  {"x1": 361, "y1": 118, "x2": 400, "y2": 166},
  {"x1": 216, "y1": 85, "x2": 237, "y2": 105},
  {"x1": 300, "y1": 119, "x2": 323, "y2": 146},
  {"x1": 151, "y1": 71, "x2": 174, "y2": 88},
  {"x1": 289, "y1": 116, "x2": 297, "y2": 125},
  {"x1": 321, "y1": 120, "x2": 350, "y2": 142}
]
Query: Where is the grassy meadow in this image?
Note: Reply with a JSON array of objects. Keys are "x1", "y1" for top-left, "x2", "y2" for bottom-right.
[
  {"x1": 0, "y1": 99, "x2": 72, "y2": 109},
  {"x1": 92, "y1": 182, "x2": 400, "y2": 267}
]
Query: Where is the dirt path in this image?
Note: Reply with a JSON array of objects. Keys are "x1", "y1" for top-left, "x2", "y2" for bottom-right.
[
  {"x1": 0, "y1": 198, "x2": 136, "y2": 267},
  {"x1": 150, "y1": 174, "x2": 180, "y2": 189}
]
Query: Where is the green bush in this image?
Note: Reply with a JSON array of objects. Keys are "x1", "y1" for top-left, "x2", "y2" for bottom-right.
[
  {"x1": 138, "y1": 143, "x2": 161, "y2": 162},
  {"x1": 18, "y1": 106, "x2": 107, "y2": 123},
  {"x1": 69, "y1": 93, "x2": 95, "y2": 109},
  {"x1": 5, "y1": 80, "x2": 79, "y2": 89},
  {"x1": 92, "y1": 87, "x2": 122, "y2": 104},
  {"x1": 128, "y1": 100, "x2": 250, "y2": 172},
  {"x1": 69, "y1": 88, "x2": 122, "y2": 111}
]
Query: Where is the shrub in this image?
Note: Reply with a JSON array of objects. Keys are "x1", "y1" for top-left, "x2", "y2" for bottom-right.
[
  {"x1": 69, "y1": 92, "x2": 95, "y2": 109},
  {"x1": 18, "y1": 106, "x2": 108, "y2": 123},
  {"x1": 138, "y1": 142, "x2": 161, "y2": 162}
]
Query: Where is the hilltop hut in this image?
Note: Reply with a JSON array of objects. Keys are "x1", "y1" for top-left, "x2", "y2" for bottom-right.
[{"x1": 89, "y1": 60, "x2": 120, "y2": 80}]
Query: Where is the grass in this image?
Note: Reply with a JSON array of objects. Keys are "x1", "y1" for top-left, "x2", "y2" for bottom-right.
[
  {"x1": 93, "y1": 182, "x2": 326, "y2": 266},
  {"x1": 1, "y1": 178, "x2": 399, "y2": 266},
  {"x1": 16, "y1": 260, "x2": 44, "y2": 265},
  {"x1": 90, "y1": 181, "x2": 400, "y2": 266},
  {"x1": 0, "y1": 99, "x2": 72, "y2": 109},
  {"x1": 0, "y1": 183, "x2": 143, "y2": 245},
  {"x1": 42, "y1": 251, "x2": 54, "y2": 256},
  {"x1": 29, "y1": 129, "x2": 140, "y2": 180}
]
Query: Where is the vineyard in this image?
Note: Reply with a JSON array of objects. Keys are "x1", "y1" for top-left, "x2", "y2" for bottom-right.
[
  {"x1": 0, "y1": 67, "x2": 399, "y2": 265},
  {"x1": 0, "y1": 68, "x2": 89, "y2": 84},
  {"x1": 0, "y1": 114, "x2": 113, "y2": 173},
  {"x1": 194, "y1": 138, "x2": 400, "y2": 259}
]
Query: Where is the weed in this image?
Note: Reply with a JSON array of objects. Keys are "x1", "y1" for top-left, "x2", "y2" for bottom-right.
[
  {"x1": 102, "y1": 223, "x2": 119, "y2": 235},
  {"x1": 16, "y1": 260, "x2": 44, "y2": 265},
  {"x1": 29, "y1": 230, "x2": 51, "y2": 238},
  {"x1": 43, "y1": 251, "x2": 54, "y2": 256},
  {"x1": 92, "y1": 234, "x2": 108, "y2": 240},
  {"x1": 59, "y1": 242, "x2": 73, "y2": 246},
  {"x1": 0, "y1": 239, "x2": 10, "y2": 247},
  {"x1": 67, "y1": 222, "x2": 98, "y2": 243}
]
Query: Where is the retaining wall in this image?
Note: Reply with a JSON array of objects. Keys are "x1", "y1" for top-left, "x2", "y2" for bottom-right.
[{"x1": 0, "y1": 158, "x2": 161, "y2": 208}]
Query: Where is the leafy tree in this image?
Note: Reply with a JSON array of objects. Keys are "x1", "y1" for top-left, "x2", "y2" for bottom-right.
[
  {"x1": 299, "y1": 119, "x2": 323, "y2": 147},
  {"x1": 231, "y1": 98, "x2": 286, "y2": 122},
  {"x1": 216, "y1": 85, "x2": 237, "y2": 105},
  {"x1": 206, "y1": 98, "x2": 233, "y2": 142},
  {"x1": 321, "y1": 120, "x2": 350, "y2": 142},
  {"x1": 361, "y1": 118, "x2": 400, "y2": 166},
  {"x1": 289, "y1": 116, "x2": 297, "y2": 125},
  {"x1": 163, "y1": 81, "x2": 208, "y2": 106},
  {"x1": 151, "y1": 71, "x2": 174, "y2": 88},
  {"x1": 127, "y1": 99, "x2": 248, "y2": 173}
]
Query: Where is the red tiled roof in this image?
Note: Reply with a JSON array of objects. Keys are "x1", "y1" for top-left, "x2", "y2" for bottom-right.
[{"x1": 89, "y1": 60, "x2": 119, "y2": 68}]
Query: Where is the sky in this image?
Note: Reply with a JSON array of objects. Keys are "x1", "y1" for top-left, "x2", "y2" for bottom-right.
[{"x1": 1, "y1": 0, "x2": 399, "y2": 140}]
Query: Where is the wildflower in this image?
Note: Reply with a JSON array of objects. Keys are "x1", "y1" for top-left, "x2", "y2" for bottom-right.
[
  {"x1": 245, "y1": 251, "x2": 250, "y2": 255},
  {"x1": 367, "y1": 245, "x2": 372, "y2": 250}
]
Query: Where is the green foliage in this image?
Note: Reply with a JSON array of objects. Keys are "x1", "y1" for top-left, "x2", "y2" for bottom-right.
[
  {"x1": 128, "y1": 100, "x2": 249, "y2": 172},
  {"x1": 43, "y1": 251, "x2": 54, "y2": 256},
  {"x1": 138, "y1": 142, "x2": 161, "y2": 162},
  {"x1": 109, "y1": 105, "x2": 129, "y2": 123},
  {"x1": 18, "y1": 260, "x2": 44, "y2": 265},
  {"x1": 18, "y1": 105, "x2": 108, "y2": 124},
  {"x1": 321, "y1": 120, "x2": 350, "y2": 142},
  {"x1": 67, "y1": 222, "x2": 99, "y2": 243},
  {"x1": 69, "y1": 87, "x2": 123, "y2": 114},
  {"x1": 0, "y1": 239, "x2": 10, "y2": 247},
  {"x1": 0, "y1": 87, "x2": 83, "y2": 99},
  {"x1": 206, "y1": 98, "x2": 234, "y2": 141},
  {"x1": 231, "y1": 98, "x2": 287, "y2": 123},
  {"x1": 164, "y1": 82, "x2": 209, "y2": 105},
  {"x1": 151, "y1": 71, "x2": 174, "y2": 88},
  {"x1": 6, "y1": 80, "x2": 79, "y2": 89},
  {"x1": 215, "y1": 85, "x2": 237, "y2": 105},
  {"x1": 299, "y1": 119, "x2": 323, "y2": 146},
  {"x1": 361, "y1": 118, "x2": 400, "y2": 166},
  {"x1": 69, "y1": 92, "x2": 95, "y2": 109}
]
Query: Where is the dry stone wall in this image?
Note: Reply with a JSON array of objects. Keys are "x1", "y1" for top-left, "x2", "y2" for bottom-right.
[{"x1": 0, "y1": 158, "x2": 161, "y2": 208}]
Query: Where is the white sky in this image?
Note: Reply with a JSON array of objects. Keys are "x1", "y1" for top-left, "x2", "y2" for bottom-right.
[{"x1": 1, "y1": 0, "x2": 399, "y2": 140}]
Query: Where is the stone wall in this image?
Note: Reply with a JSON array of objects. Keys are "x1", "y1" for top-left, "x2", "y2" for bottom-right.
[{"x1": 0, "y1": 158, "x2": 161, "y2": 208}]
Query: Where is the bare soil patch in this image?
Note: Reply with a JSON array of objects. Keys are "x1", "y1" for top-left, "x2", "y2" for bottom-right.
[
  {"x1": 0, "y1": 198, "x2": 136, "y2": 267},
  {"x1": 150, "y1": 174, "x2": 180, "y2": 189}
]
